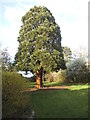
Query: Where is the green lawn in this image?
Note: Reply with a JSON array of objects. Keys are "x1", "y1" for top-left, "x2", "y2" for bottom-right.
[{"x1": 28, "y1": 82, "x2": 88, "y2": 118}]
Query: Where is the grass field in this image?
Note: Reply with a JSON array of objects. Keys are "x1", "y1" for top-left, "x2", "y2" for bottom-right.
[{"x1": 28, "y1": 82, "x2": 88, "y2": 118}]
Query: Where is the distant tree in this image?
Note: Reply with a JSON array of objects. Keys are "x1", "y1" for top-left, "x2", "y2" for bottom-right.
[
  {"x1": 15, "y1": 6, "x2": 66, "y2": 88},
  {"x1": 1, "y1": 48, "x2": 13, "y2": 71},
  {"x1": 62, "y1": 46, "x2": 72, "y2": 64},
  {"x1": 0, "y1": 46, "x2": 2, "y2": 79},
  {"x1": 73, "y1": 47, "x2": 88, "y2": 61},
  {"x1": 0, "y1": 46, "x2": 2, "y2": 69},
  {"x1": 66, "y1": 58, "x2": 88, "y2": 83}
]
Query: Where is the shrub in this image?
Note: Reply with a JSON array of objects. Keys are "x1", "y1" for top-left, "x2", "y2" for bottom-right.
[
  {"x1": 2, "y1": 71, "x2": 31, "y2": 118},
  {"x1": 58, "y1": 70, "x2": 66, "y2": 83},
  {"x1": 45, "y1": 72, "x2": 56, "y2": 82},
  {"x1": 45, "y1": 70, "x2": 66, "y2": 83}
]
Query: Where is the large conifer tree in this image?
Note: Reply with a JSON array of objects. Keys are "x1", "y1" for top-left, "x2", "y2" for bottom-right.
[{"x1": 15, "y1": 6, "x2": 66, "y2": 88}]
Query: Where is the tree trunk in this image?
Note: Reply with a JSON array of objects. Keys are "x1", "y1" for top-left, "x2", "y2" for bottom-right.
[{"x1": 36, "y1": 67, "x2": 43, "y2": 88}]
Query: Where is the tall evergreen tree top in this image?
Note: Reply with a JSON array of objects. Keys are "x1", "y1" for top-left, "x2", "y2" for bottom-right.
[{"x1": 15, "y1": 6, "x2": 66, "y2": 73}]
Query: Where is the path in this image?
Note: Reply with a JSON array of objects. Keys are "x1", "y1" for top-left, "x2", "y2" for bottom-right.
[{"x1": 25, "y1": 86, "x2": 71, "y2": 92}]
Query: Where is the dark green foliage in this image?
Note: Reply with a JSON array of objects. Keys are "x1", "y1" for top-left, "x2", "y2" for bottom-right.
[
  {"x1": 2, "y1": 71, "x2": 31, "y2": 118},
  {"x1": 62, "y1": 46, "x2": 72, "y2": 63},
  {"x1": 15, "y1": 6, "x2": 66, "y2": 73}
]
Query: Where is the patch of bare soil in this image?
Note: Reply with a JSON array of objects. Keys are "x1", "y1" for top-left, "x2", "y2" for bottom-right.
[{"x1": 25, "y1": 86, "x2": 71, "y2": 92}]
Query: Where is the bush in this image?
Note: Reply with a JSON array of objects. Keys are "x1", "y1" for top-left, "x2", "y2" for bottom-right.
[
  {"x1": 45, "y1": 70, "x2": 66, "y2": 83},
  {"x1": 58, "y1": 70, "x2": 66, "y2": 83},
  {"x1": 46, "y1": 72, "x2": 57, "y2": 82},
  {"x1": 2, "y1": 71, "x2": 31, "y2": 118}
]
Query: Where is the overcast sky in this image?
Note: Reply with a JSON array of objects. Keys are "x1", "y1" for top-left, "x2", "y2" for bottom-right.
[{"x1": 0, "y1": 0, "x2": 88, "y2": 60}]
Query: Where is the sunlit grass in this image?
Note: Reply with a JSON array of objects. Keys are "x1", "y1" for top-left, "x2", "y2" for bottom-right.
[
  {"x1": 25, "y1": 80, "x2": 89, "y2": 118},
  {"x1": 69, "y1": 84, "x2": 89, "y2": 90},
  {"x1": 27, "y1": 80, "x2": 89, "y2": 88},
  {"x1": 29, "y1": 83, "x2": 88, "y2": 118}
]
